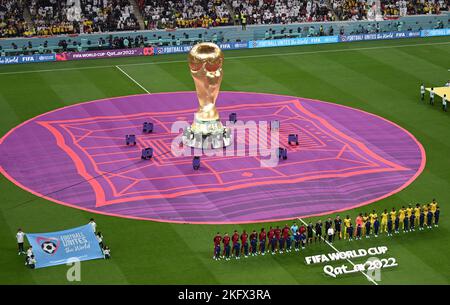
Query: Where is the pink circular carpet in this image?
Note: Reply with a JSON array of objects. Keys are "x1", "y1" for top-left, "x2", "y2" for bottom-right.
[{"x1": 0, "y1": 92, "x2": 425, "y2": 224}]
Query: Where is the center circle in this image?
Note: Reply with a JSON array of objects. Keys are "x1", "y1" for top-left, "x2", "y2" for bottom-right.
[{"x1": 0, "y1": 92, "x2": 425, "y2": 224}]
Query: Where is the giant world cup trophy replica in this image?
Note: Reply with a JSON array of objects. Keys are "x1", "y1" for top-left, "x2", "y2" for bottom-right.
[{"x1": 182, "y1": 43, "x2": 231, "y2": 149}]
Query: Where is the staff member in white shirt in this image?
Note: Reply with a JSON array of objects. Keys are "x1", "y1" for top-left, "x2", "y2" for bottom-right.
[
  {"x1": 103, "y1": 246, "x2": 111, "y2": 259},
  {"x1": 26, "y1": 246, "x2": 33, "y2": 258},
  {"x1": 96, "y1": 232, "x2": 104, "y2": 248},
  {"x1": 430, "y1": 87, "x2": 435, "y2": 105},
  {"x1": 16, "y1": 228, "x2": 26, "y2": 255},
  {"x1": 420, "y1": 83, "x2": 425, "y2": 101},
  {"x1": 443, "y1": 94, "x2": 447, "y2": 112},
  {"x1": 89, "y1": 218, "x2": 97, "y2": 232},
  {"x1": 327, "y1": 227, "x2": 334, "y2": 244},
  {"x1": 25, "y1": 246, "x2": 33, "y2": 266},
  {"x1": 27, "y1": 255, "x2": 36, "y2": 269}
]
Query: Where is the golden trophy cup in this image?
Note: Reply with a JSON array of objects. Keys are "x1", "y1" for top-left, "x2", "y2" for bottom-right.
[{"x1": 182, "y1": 42, "x2": 231, "y2": 149}]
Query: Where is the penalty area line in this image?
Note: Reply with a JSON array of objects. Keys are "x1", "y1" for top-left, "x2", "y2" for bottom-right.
[
  {"x1": 115, "y1": 65, "x2": 151, "y2": 94},
  {"x1": 297, "y1": 217, "x2": 379, "y2": 285}
]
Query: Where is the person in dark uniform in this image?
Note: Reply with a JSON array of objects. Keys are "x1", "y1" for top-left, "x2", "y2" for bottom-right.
[
  {"x1": 325, "y1": 218, "x2": 333, "y2": 235},
  {"x1": 234, "y1": 241, "x2": 241, "y2": 259},
  {"x1": 294, "y1": 231, "x2": 300, "y2": 251},
  {"x1": 419, "y1": 210, "x2": 425, "y2": 230},
  {"x1": 394, "y1": 215, "x2": 400, "y2": 233},
  {"x1": 365, "y1": 219, "x2": 371, "y2": 238},
  {"x1": 334, "y1": 215, "x2": 342, "y2": 240},
  {"x1": 403, "y1": 214, "x2": 409, "y2": 233},
  {"x1": 315, "y1": 220, "x2": 323, "y2": 243},
  {"x1": 300, "y1": 233, "x2": 306, "y2": 249},
  {"x1": 387, "y1": 217, "x2": 393, "y2": 236},
  {"x1": 426, "y1": 210, "x2": 433, "y2": 229},
  {"x1": 434, "y1": 206, "x2": 440, "y2": 227},
  {"x1": 307, "y1": 223, "x2": 314, "y2": 244},
  {"x1": 347, "y1": 223, "x2": 354, "y2": 241},
  {"x1": 373, "y1": 217, "x2": 380, "y2": 237},
  {"x1": 356, "y1": 224, "x2": 362, "y2": 240},
  {"x1": 278, "y1": 235, "x2": 285, "y2": 254},
  {"x1": 409, "y1": 213, "x2": 416, "y2": 232}
]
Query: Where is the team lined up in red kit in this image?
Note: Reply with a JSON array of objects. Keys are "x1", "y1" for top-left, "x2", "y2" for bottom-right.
[{"x1": 213, "y1": 223, "x2": 307, "y2": 261}]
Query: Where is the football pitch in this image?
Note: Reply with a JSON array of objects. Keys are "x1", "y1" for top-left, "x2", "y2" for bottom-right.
[{"x1": 0, "y1": 36, "x2": 449, "y2": 285}]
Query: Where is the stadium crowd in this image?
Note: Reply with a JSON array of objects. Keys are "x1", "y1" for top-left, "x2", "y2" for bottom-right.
[
  {"x1": 0, "y1": 0, "x2": 447, "y2": 38},
  {"x1": 138, "y1": 0, "x2": 232, "y2": 30},
  {"x1": 230, "y1": 0, "x2": 334, "y2": 25},
  {"x1": 212, "y1": 200, "x2": 441, "y2": 260},
  {"x1": 0, "y1": 0, "x2": 27, "y2": 38},
  {"x1": 17, "y1": 218, "x2": 110, "y2": 269}
]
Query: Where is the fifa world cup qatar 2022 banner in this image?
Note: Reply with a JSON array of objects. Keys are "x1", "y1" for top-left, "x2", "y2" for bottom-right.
[
  {"x1": 56, "y1": 47, "x2": 154, "y2": 61},
  {"x1": 26, "y1": 224, "x2": 104, "y2": 268}
]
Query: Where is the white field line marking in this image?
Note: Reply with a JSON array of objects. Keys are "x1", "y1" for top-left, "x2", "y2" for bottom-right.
[
  {"x1": 0, "y1": 41, "x2": 449, "y2": 76},
  {"x1": 297, "y1": 217, "x2": 379, "y2": 285},
  {"x1": 115, "y1": 65, "x2": 150, "y2": 94}
]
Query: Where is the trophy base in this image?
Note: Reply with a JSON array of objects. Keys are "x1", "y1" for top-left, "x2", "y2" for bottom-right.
[{"x1": 182, "y1": 117, "x2": 232, "y2": 149}]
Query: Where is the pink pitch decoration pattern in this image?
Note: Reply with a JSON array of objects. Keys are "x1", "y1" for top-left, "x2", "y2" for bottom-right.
[{"x1": 0, "y1": 92, "x2": 425, "y2": 224}]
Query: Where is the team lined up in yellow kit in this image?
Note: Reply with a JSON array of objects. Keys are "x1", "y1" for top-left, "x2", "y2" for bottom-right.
[{"x1": 340, "y1": 199, "x2": 440, "y2": 240}]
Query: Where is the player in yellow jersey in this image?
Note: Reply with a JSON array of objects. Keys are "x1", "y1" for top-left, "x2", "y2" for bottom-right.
[
  {"x1": 414, "y1": 204, "x2": 421, "y2": 227},
  {"x1": 369, "y1": 209, "x2": 378, "y2": 225},
  {"x1": 399, "y1": 206, "x2": 406, "y2": 229},
  {"x1": 343, "y1": 215, "x2": 351, "y2": 239},
  {"x1": 381, "y1": 209, "x2": 388, "y2": 233},
  {"x1": 390, "y1": 208, "x2": 397, "y2": 222},
  {"x1": 430, "y1": 199, "x2": 437, "y2": 213},
  {"x1": 406, "y1": 204, "x2": 413, "y2": 218},
  {"x1": 362, "y1": 213, "x2": 369, "y2": 235},
  {"x1": 422, "y1": 203, "x2": 429, "y2": 218}
]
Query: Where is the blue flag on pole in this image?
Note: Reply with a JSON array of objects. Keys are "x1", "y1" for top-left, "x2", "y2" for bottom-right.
[{"x1": 26, "y1": 224, "x2": 104, "y2": 269}]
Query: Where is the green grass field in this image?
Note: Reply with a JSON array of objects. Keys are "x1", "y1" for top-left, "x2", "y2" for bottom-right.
[{"x1": 0, "y1": 36, "x2": 449, "y2": 285}]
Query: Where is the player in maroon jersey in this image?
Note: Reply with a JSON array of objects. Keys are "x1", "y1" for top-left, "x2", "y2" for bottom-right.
[
  {"x1": 231, "y1": 230, "x2": 239, "y2": 257},
  {"x1": 282, "y1": 224, "x2": 291, "y2": 253},
  {"x1": 222, "y1": 233, "x2": 231, "y2": 261},
  {"x1": 213, "y1": 232, "x2": 222, "y2": 260},
  {"x1": 299, "y1": 224, "x2": 306, "y2": 235},
  {"x1": 268, "y1": 226, "x2": 275, "y2": 254},
  {"x1": 240, "y1": 230, "x2": 249, "y2": 258},
  {"x1": 259, "y1": 228, "x2": 267, "y2": 255},
  {"x1": 249, "y1": 230, "x2": 258, "y2": 256},
  {"x1": 274, "y1": 226, "x2": 282, "y2": 253}
]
